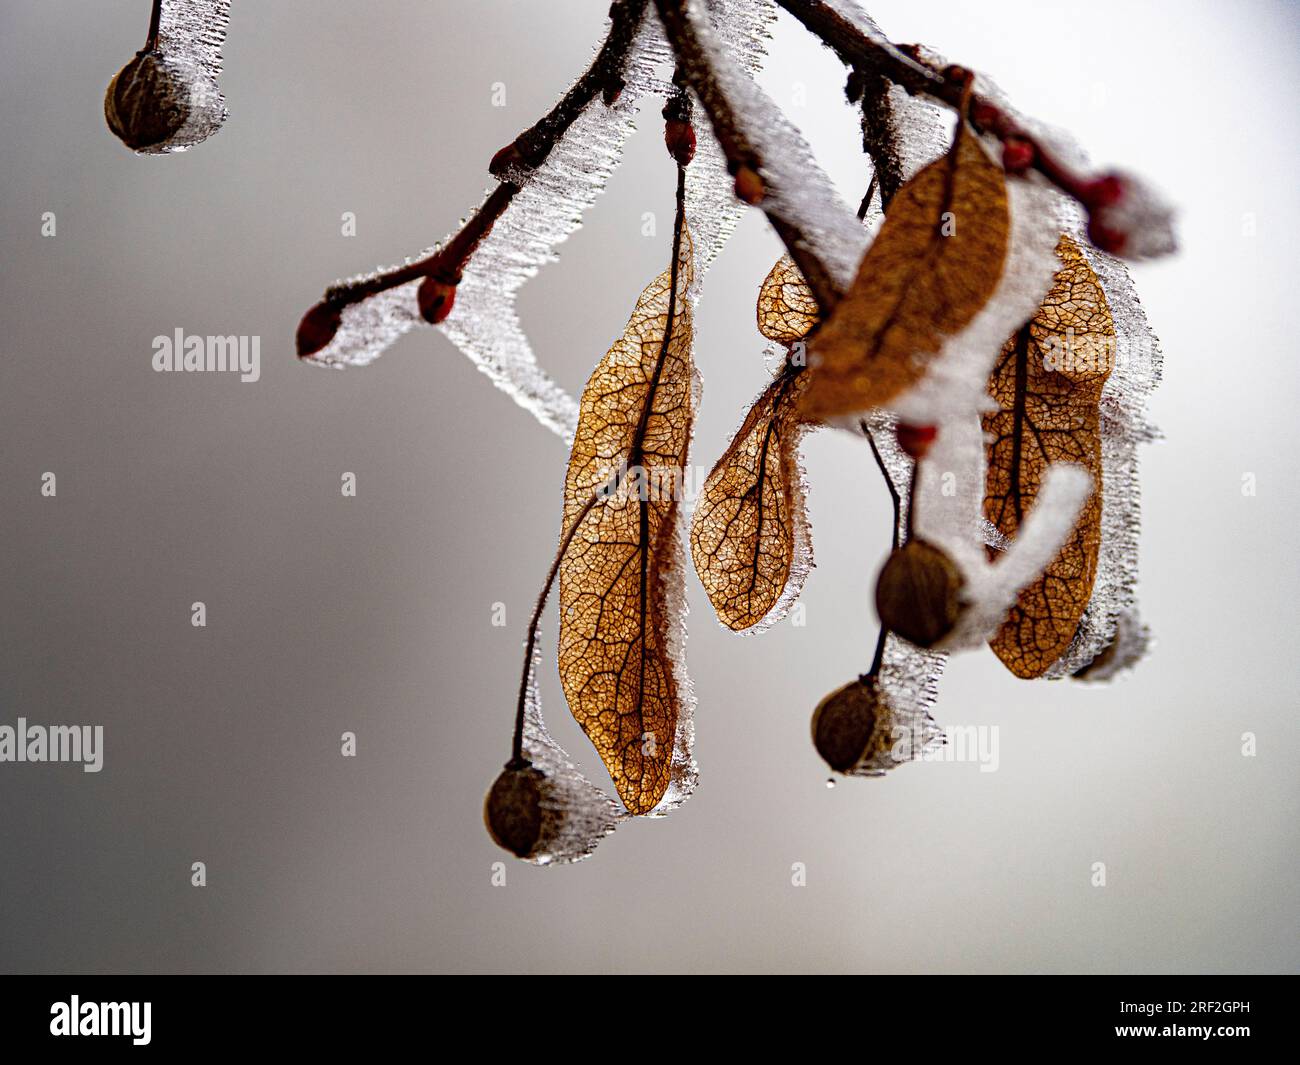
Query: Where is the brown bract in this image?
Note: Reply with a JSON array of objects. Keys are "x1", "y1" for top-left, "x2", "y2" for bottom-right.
[
  {"x1": 757, "y1": 255, "x2": 819, "y2": 343},
  {"x1": 800, "y1": 125, "x2": 1010, "y2": 419},
  {"x1": 983, "y1": 235, "x2": 1114, "y2": 678},
  {"x1": 691, "y1": 367, "x2": 808, "y2": 632},
  {"x1": 557, "y1": 228, "x2": 695, "y2": 815}
]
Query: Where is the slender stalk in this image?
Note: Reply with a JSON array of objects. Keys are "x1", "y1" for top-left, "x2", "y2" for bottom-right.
[
  {"x1": 144, "y1": 0, "x2": 163, "y2": 53},
  {"x1": 510, "y1": 494, "x2": 599, "y2": 766},
  {"x1": 862, "y1": 421, "x2": 901, "y2": 679}
]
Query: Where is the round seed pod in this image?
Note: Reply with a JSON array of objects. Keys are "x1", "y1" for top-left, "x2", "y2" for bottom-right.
[
  {"x1": 811, "y1": 677, "x2": 883, "y2": 772},
  {"x1": 104, "y1": 51, "x2": 193, "y2": 152},
  {"x1": 875, "y1": 539, "x2": 965, "y2": 648},
  {"x1": 483, "y1": 761, "x2": 546, "y2": 859}
]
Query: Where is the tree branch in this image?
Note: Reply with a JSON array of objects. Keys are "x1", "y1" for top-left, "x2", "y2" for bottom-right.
[
  {"x1": 776, "y1": 0, "x2": 1112, "y2": 207},
  {"x1": 653, "y1": 0, "x2": 844, "y2": 314},
  {"x1": 297, "y1": 0, "x2": 649, "y2": 356}
]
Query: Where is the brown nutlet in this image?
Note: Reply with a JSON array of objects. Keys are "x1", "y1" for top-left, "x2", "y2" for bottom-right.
[
  {"x1": 811, "y1": 678, "x2": 883, "y2": 772},
  {"x1": 105, "y1": 52, "x2": 191, "y2": 151},
  {"x1": 483, "y1": 762, "x2": 546, "y2": 859},
  {"x1": 875, "y1": 539, "x2": 965, "y2": 648}
]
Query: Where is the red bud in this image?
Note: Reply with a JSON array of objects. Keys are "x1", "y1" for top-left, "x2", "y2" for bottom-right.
[
  {"x1": 1079, "y1": 173, "x2": 1126, "y2": 208},
  {"x1": 896, "y1": 422, "x2": 938, "y2": 460},
  {"x1": 664, "y1": 119, "x2": 696, "y2": 167},
  {"x1": 1001, "y1": 136, "x2": 1035, "y2": 175},
  {"x1": 418, "y1": 277, "x2": 457, "y2": 324},
  {"x1": 296, "y1": 301, "x2": 342, "y2": 358},
  {"x1": 1086, "y1": 217, "x2": 1127, "y2": 256},
  {"x1": 489, "y1": 142, "x2": 526, "y2": 180},
  {"x1": 734, "y1": 165, "x2": 765, "y2": 206}
]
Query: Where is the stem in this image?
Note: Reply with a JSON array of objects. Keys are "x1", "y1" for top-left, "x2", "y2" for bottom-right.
[
  {"x1": 318, "y1": 0, "x2": 648, "y2": 313},
  {"x1": 861, "y1": 421, "x2": 900, "y2": 679},
  {"x1": 777, "y1": 0, "x2": 1109, "y2": 206},
  {"x1": 653, "y1": 0, "x2": 842, "y2": 315},
  {"x1": 144, "y1": 0, "x2": 163, "y2": 53},
  {"x1": 511, "y1": 494, "x2": 600, "y2": 766}
]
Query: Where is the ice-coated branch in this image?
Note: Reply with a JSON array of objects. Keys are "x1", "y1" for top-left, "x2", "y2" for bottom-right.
[
  {"x1": 653, "y1": 0, "x2": 868, "y2": 313},
  {"x1": 776, "y1": 0, "x2": 1176, "y2": 258},
  {"x1": 295, "y1": 0, "x2": 650, "y2": 357}
]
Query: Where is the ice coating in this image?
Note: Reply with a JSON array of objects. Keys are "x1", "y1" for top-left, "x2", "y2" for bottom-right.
[
  {"x1": 1050, "y1": 238, "x2": 1162, "y2": 677},
  {"x1": 851, "y1": 411, "x2": 948, "y2": 774},
  {"x1": 897, "y1": 170, "x2": 1093, "y2": 652},
  {"x1": 677, "y1": 0, "x2": 870, "y2": 292},
  {"x1": 964, "y1": 74, "x2": 1163, "y2": 677},
  {"x1": 299, "y1": 8, "x2": 669, "y2": 438},
  {"x1": 304, "y1": 1, "x2": 775, "y2": 445},
  {"x1": 516, "y1": 647, "x2": 623, "y2": 864},
  {"x1": 132, "y1": 0, "x2": 230, "y2": 154}
]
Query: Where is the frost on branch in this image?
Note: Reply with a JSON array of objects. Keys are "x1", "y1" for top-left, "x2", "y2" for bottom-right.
[
  {"x1": 299, "y1": 0, "x2": 775, "y2": 444},
  {"x1": 266, "y1": 0, "x2": 1176, "y2": 856}
]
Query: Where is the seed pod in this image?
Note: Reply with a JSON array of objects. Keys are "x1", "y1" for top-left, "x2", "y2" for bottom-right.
[
  {"x1": 104, "y1": 51, "x2": 192, "y2": 152},
  {"x1": 811, "y1": 678, "x2": 883, "y2": 772},
  {"x1": 483, "y1": 761, "x2": 546, "y2": 859},
  {"x1": 875, "y1": 539, "x2": 966, "y2": 648}
]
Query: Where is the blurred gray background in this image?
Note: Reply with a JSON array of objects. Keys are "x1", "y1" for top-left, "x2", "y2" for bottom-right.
[{"x1": 1, "y1": 0, "x2": 1296, "y2": 973}]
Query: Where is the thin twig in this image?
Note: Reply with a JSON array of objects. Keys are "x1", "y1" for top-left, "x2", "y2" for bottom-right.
[
  {"x1": 777, "y1": 0, "x2": 1110, "y2": 206},
  {"x1": 301, "y1": 0, "x2": 649, "y2": 343},
  {"x1": 653, "y1": 0, "x2": 842, "y2": 315},
  {"x1": 144, "y1": 0, "x2": 163, "y2": 53}
]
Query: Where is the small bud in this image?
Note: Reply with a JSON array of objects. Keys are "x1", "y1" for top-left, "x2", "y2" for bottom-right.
[
  {"x1": 1086, "y1": 217, "x2": 1127, "y2": 255},
  {"x1": 1079, "y1": 174, "x2": 1125, "y2": 208},
  {"x1": 875, "y1": 539, "x2": 966, "y2": 648},
  {"x1": 811, "y1": 678, "x2": 883, "y2": 773},
  {"x1": 844, "y1": 69, "x2": 866, "y2": 103},
  {"x1": 733, "y1": 165, "x2": 765, "y2": 206},
  {"x1": 418, "y1": 276, "x2": 457, "y2": 324},
  {"x1": 296, "y1": 301, "x2": 342, "y2": 358},
  {"x1": 970, "y1": 101, "x2": 1000, "y2": 130},
  {"x1": 603, "y1": 76, "x2": 625, "y2": 106},
  {"x1": 895, "y1": 422, "x2": 937, "y2": 460},
  {"x1": 484, "y1": 762, "x2": 546, "y2": 859},
  {"x1": 105, "y1": 51, "x2": 191, "y2": 151},
  {"x1": 664, "y1": 119, "x2": 696, "y2": 167},
  {"x1": 941, "y1": 64, "x2": 972, "y2": 86},
  {"x1": 1001, "y1": 136, "x2": 1035, "y2": 175},
  {"x1": 488, "y1": 142, "x2": 525, "y2": 180},
  {"x1": 1080, "y1": 171, "x2": 1176, "y2": 259}
]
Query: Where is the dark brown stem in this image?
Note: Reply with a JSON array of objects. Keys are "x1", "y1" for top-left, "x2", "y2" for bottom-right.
[
  {"x1": 854, "y1": 71, "x2": 903, "y2": 207},
  {"x1": 861, "y1": 421, "x2": 899, "y2": 679},
  {"x1": 777, "y1": 0, "x2": 1105, "y2": 206},
  {"x1": 653, "y1": 0, "x2": 842, "y2": 315},
  {"x1": 144, "y1": 0, "x2": 163, "y2": 53},
  {"x1": 315, "y1": 0, "x2": 648, "y2": 316}
]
